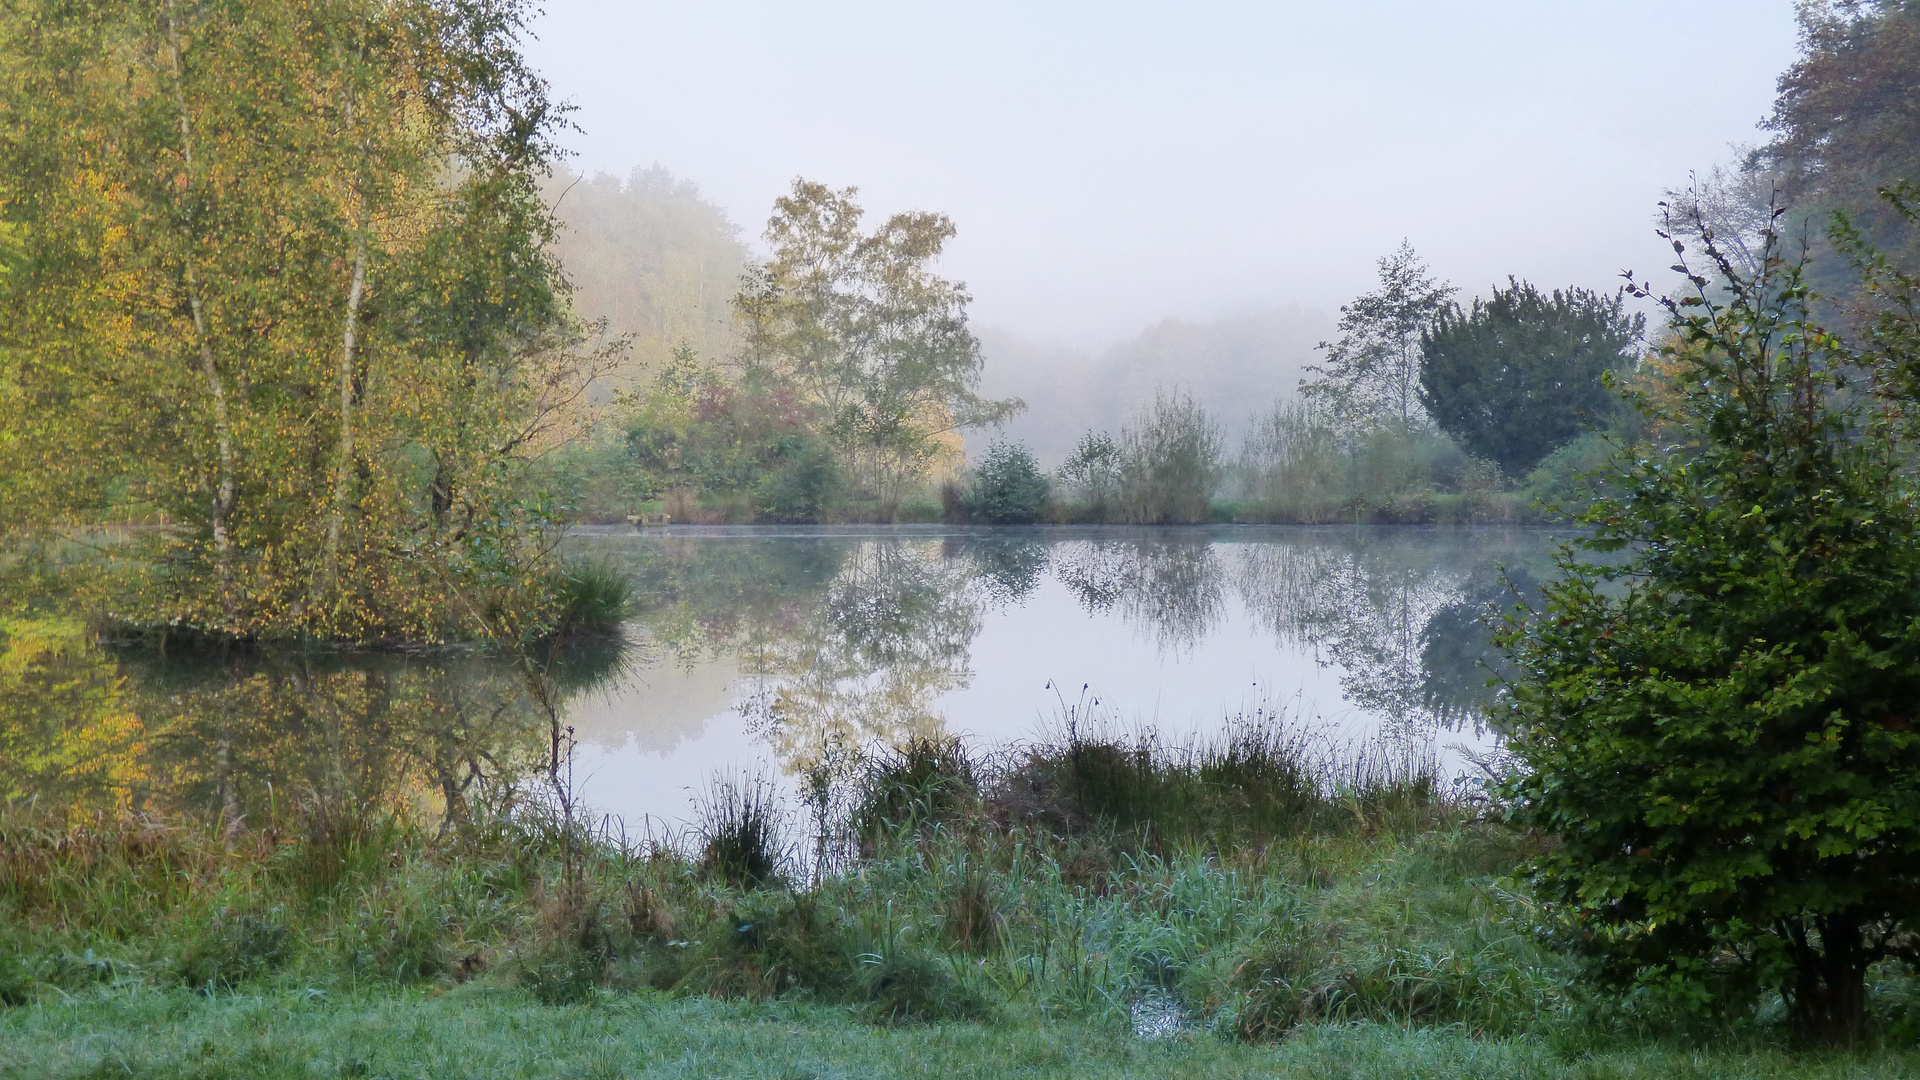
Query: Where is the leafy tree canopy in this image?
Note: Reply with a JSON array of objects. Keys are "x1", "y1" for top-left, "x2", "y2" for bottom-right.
[
  {"x1": 1418, "y1": 280, "x2": 1644, "y2": 477},
  {"x1": 1499, "y1": 192, "x2": 1920, "y2": 1045},
  {"x1": 734, "y1": 180, "x2": 1020, "y2": 515},
  {"x1": 0, "y1": 0, "x2": 604, "y2": 643},
  {"x1": 1766, "y1": 2, "x2": 1920, "y2": 224}
]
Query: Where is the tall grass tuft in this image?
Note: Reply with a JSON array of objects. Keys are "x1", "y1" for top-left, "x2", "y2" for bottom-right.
[
  {"x1": 695, "y1": 772, "x2": 788, "y2": 889},
  {"x1": 985, "y1": 705, "x2": 1449, "y2": 853},
  {"x1": 853, "y1": 736, "x2": 980, "y2": 853},
  {"x1": 545, "y1": 560, "x2": 635, "y2": 639}
]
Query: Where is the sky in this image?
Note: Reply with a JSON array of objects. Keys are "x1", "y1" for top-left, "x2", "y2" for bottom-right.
[{"x1": 521, "y1": 1, "x2": 1802, "y2": 350}]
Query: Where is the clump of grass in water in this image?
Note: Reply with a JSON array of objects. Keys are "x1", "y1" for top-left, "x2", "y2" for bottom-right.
[
  {"x1": 544, "y1": 560, "x2": 635, "y2": 639},
  {"x1": 988, "y1": 701, "x2": 1429, "y2": 853}
]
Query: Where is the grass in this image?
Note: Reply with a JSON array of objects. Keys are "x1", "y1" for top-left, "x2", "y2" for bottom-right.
[
  {"x1": 6, "y1": 991, "x2": 1920, "y2": 1079},
  {"x1": 6, "y1": 717, "x2": 1920, "y2": 1074}
]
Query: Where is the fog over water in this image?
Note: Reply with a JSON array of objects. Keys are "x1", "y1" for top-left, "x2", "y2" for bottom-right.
[{"x1": 524, "y1": 1, "x2": 1799, "y2": 359}]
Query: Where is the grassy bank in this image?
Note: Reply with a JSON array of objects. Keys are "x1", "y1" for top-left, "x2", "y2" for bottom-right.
[
  {"x1": 9, "y1": 991, "x2": 1918, "y2": 1080},
  {"x1": 5, "y1": 723, "x2": 1918, "y2": 1075}
]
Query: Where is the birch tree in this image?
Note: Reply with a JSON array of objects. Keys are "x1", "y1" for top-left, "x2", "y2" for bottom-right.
[{"x1": 0, "y1": 0, "x2": 597, "y2": 642}]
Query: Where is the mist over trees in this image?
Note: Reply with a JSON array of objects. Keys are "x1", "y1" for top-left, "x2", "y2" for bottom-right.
[
  {"x1": 976, "y1": 307, "x2": 1332, "y2": 467},
  {"x1": 540, "y1": 167, "x2": 748, "y2": 385}
]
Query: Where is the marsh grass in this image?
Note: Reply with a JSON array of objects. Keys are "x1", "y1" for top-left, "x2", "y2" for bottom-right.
[
  {"x1": 695, "y1": 772, "x2": 789, "y2": 889},
  {"x1": 8, "y1": 711, "x2": 1920, "y2": 1065}
]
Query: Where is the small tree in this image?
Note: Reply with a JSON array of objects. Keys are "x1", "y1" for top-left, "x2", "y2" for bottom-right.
[
  {"x1": 1117, "y1": 390, "x2": 1224, "y2": 524},
  {"x1": 733, "y1": 180, "x2": 1021, "y2": 516},
  {"x1": 1419, "y1": 279, "x2": 1644, "y2": 476},
  {"x1": 1498, "y1": 193, "x2": 1920, "y2": 1044},
  {"x1": 1055, "y1": 431, "x2": 1120, "y2": 519},
  {"x1": 964, "y1": 439, "x2": 1049, "y2": 524},
  {"x1": 1302, "y1": 241, "x2": 1454, "y2": 435}
]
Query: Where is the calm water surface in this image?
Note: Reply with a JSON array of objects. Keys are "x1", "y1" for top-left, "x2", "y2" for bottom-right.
[
  {"x1": 562, "y1": 525, "x2": 1564, "y2": 833},
  {"x1": 16, "y1": 526, "x2": 1567, "y2": 833}
]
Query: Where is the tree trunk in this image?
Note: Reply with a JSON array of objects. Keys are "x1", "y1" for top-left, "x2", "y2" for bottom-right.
[
  {"x1": 1785, "y1": 912, "x2": 1872, "y2": 1046},
  {"x1": 324, "y1": 231, "x2": 369, "y2": 581},
  {"x1": 166, "y1": 3, "x2": 240, "y2": 631}
]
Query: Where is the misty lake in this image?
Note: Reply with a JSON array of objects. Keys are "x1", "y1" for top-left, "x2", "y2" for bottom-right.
[
  {"x1": 561, "y1": 525, "x2": 1564, "y2": 834},
  {"x1": 37, "y1": 526, "x2": 1570, "y2": 837}
]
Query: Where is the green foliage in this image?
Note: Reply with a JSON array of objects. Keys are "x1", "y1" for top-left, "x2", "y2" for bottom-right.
[
  {"x1": 1236, "y1": 401, "x2": 1514, "y2": 524},
  {"x1": 963, "y1": 440, "x2": 1050, "y2": 524},
  {"x1": 0, "y1": 0, "x2": 604, "y2": 643},
  {"x1": 735, "y1": 180, "x2": 1021, "y2": 514},
  {"x1": 853, "y1": 736, "x2": 982, "y2": 851},
  {"x1": 1498, "y1": 198, "x2": 1920, "y2": 1044},
  {"x1": 1419, "y1": 280, "x2": 1644, "y2": 476},
  {"x1": 176, "y1": 911, "x2": 293, "y2": 992},
  {"x1": 1116, "y1": 391, "x2": 1226, "y2": 524},
  {"x1": 854, "y1": 948, "x2": 991, "y2": 1024},
  {"x1": 1302, "y1": 242, "x2": 1455, "y2": 433},
  {"x1": 619, "y1": 345, "x2": 845, "y2": 523},
  {"x1": 1054, "y1": 431, "x2": 1121, "y2": 518},
  {"x1": 1761, "y1": 0, "x2": 1920, "y2": 292}
]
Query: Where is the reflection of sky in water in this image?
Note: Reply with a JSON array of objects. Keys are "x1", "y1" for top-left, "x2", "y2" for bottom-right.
[{"x1": 565, "y1": 526, "x2": 1566, "y2": 835}]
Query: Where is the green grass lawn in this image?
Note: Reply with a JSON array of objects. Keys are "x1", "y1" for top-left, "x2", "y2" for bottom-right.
[{"x1": 5, "y1": 988, "x2": 1916, "y2": 1080}]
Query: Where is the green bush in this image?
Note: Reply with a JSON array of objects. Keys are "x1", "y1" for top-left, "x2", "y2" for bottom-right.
[
  {"x1": 962, "y1": 440, "x2": 1049, "y2": 524},
  {"x1": 1499, "y1": 198, "x2": 1920, "y2": 1044},
  {"x1": 755, "y1": 433, "x2": 842, "y2": 523}
]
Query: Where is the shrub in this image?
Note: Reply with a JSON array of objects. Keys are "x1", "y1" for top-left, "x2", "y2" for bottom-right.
[
  {"x1": 1499, "y1": 194, "x2": 1920, "y2": 1045},
  {"x1": 962, "y1": 439, "x2": 1049, "y2": 524},
  {"x1": 755, "y1": 434, "x2": 842, "y2": 523},
  {"x1": 1055, "y1": 431, "x2": 1120, "y2": 518},
  {"x1": 1117, "y1": 391, "x2": 1225, "y2": 523}
]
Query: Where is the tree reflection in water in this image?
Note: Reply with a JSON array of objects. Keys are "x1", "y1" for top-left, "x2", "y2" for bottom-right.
[
  {"x1": 0, "y1": 624, "x2": 603, "y2": 830},
  {"x1": 1053, "y1": 535, "x2": 1226, "y2": 657},
  {"x1": 737, "y1": 540, "x2": 982, "y2": 777},
  {"x1": 0, "y1": 530, "x2": 1561, "y2": 825},
  {"x1": 609, "y1": 528, "x2": 1553, "y2": 791}
]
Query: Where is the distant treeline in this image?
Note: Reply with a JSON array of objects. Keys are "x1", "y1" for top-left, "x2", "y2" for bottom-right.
[{"x1": 557, "y1": 241, "x2": 1645, "y2": 527}]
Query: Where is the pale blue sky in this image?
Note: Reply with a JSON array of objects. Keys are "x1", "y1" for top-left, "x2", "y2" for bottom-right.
[{"x1": 523, "y1": 1, "x2": 1801, "y2": 348}]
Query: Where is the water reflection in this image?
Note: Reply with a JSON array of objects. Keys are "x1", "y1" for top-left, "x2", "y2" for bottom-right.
[
  {"x1": 2, "y1": 528, "x2": 1565, "y2": 829},
  {"x1": 1, "y1": 629, "x2": 587, "y2": 828},
  {"x1": 1055, "y1": 537, "x2": 1227, "y2": 657},
  {"x1": 594, "y1": 527, "x2": 1561, "y2": 809},
  {"x1": 740, "y1": 541, "x2": 980, "y2": 774}
]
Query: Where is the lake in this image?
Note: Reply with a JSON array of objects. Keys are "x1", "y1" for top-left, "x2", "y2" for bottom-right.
[
  {"x1": 13, "y1": 526, "x2": 1569, "y2": 837},
  {"x1": 561, "y1": 525, "x2": 1564, "y2": 835}
]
